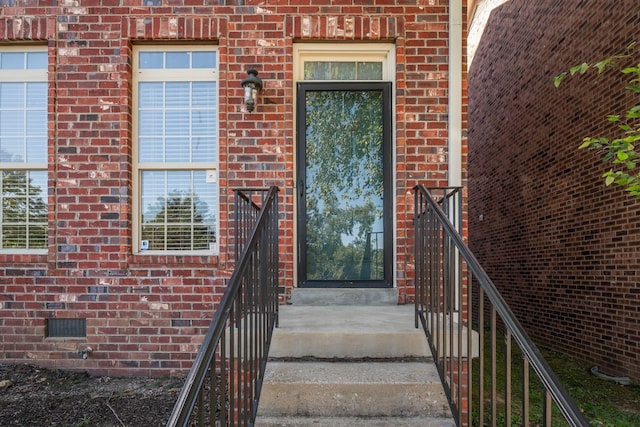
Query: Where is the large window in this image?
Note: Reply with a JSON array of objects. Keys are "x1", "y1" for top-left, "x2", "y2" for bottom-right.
[
  {"x1": 0, "y1": 48, "x2": 48, "y2": 251},
  {"x1": 133, "y1": 46, "x2": 218, "y2": 254}
]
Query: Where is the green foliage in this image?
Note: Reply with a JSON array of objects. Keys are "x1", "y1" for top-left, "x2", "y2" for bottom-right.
[
  {"x1": 305, "y1": 90, "x2": 384, "y2": 199},
  {"x1": 471, "y1": 328, "x2": 640, "y2": 426},
  {"x1": 555, "y1": 42, "x2": 640, "y2": 199}
]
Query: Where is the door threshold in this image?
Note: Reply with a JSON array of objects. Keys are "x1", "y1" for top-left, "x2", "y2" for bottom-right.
[{"x1": 290, "y1": 288, "x2": 398, "y2": 306}]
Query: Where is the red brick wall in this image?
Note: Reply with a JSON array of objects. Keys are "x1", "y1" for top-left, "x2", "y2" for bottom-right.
[
  {"x1": 469, "y1": 0, "x2": 640, "y2": 381},
  {"x1": 0, "y1": 1, "x2": 464, "y2": 376}
]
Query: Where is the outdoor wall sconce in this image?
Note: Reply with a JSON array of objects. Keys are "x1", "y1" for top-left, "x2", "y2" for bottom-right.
[{"x1": 241, "y1": 69, "x2": 263, "y2": 113}]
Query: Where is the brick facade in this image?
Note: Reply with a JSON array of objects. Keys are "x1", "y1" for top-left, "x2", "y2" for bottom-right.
[
  {"x1": 0, "y1": 1, "x2": 466, "y2": 376},
  {"x1": 469, "y1": 0, "x2": 639, "y2": 381}
]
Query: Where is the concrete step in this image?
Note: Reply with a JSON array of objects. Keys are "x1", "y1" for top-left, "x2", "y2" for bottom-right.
[
  {"x1": 255, "y1": 302, "x2": 455, "y2": 426},
  {"x1": 289, "y1": 288, "x2": 398, "y2": 305},
  {"x1": 269, "y1": 305, "x2": 430, "y2": 359},
  {"x1": 255, "y1": 415, "x2": 455, "y2": 426},
  {"x1": 257, "y1": 361, "x2": 451, "y2": 418}
]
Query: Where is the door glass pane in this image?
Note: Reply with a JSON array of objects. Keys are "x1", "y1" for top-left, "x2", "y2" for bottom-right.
[{"x1": 305, "y1": 90, "x2": 384, "y2": 281}]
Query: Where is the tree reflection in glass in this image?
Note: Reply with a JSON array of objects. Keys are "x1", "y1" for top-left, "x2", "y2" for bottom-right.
[
  {"x1": 304, "y1": 90, "x2": 384, "y2": 281},
  {"x1": 1, "y1": 170, "x2": 47, "y2": 249}
]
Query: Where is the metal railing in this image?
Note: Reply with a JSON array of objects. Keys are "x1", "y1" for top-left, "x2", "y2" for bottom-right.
[
  {"x1": 414, "y1": 185, "x2": 589, "y2": 427},
  {"x1": 167, "y1": 186, "x2": 279, "y2": 427}
]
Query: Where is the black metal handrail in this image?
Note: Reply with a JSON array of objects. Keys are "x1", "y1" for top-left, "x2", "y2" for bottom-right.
[
  {"x1": 167, "y1": 186, "x2": 279, "y2": 427},
  {"x1": 414, "y1": 184, "x2": 589, "y2": 427}
]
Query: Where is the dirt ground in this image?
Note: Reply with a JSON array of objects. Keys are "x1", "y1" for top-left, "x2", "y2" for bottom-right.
[{"x1": 0, "y1": 363, "x2": 182, "y2": 426}]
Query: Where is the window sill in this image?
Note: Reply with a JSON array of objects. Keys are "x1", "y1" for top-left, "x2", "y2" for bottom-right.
[{"x1": 130, "y1": 252, "x2": 220, "y2": 267}]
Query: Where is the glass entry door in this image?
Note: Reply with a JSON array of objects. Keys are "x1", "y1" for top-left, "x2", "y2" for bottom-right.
[{"x1": 297, "y1": 82, "x2": 392, "y2": 288}]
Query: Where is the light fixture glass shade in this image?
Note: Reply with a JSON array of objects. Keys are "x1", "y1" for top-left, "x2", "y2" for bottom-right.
[
  {"x1": 244, "y1": 85, "x2": 255, "y2": 112},
  {"x1": 241, "y1": 69, "x2": 263, "y2": 113}
]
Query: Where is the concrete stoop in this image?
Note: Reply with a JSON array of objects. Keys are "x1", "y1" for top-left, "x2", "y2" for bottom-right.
[{"x1": 254, "y1": 292, "x2": 455, "y2": 426}]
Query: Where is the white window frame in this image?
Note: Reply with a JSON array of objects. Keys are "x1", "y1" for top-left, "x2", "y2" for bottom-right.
[
  {"x1": 132, "y1": 45, "x2": 219, "y2": 255},
  {"x1": 0, "y1": 46, "x2": 48, "y2": 254}
]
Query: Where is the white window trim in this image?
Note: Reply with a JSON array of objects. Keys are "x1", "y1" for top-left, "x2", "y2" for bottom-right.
[
  {"x1": 293, "y1": 43, "x2": 396, "y2": 82},
  {"x1": 0, "y1": 46, "x2": 48, "y2": 254},
  {"x1": 132, "y1": 45, "x2": 219, "y2": 255}
]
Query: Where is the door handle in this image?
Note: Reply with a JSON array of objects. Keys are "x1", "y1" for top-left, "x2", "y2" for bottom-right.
[{"x1": 298, "y1": 179, "x2": 304, "y2": 198}]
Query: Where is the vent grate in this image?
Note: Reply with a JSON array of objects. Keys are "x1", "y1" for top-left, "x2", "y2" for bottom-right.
[{"x1": 46, "y1": 318, "x2": 86, "y2": 338}]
